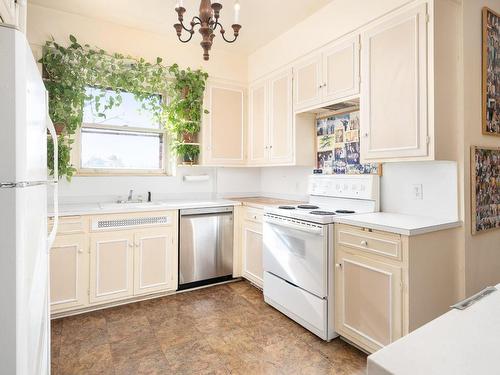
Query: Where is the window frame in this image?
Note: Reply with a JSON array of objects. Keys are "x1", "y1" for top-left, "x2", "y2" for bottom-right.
[{"x1": 73, "y1": 88, "x2": 171, "y2": 176}]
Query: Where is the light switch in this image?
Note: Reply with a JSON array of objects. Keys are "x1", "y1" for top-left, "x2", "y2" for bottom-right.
[{"x1": 412, "y1": 184, "x2": 423, "y2": 200}]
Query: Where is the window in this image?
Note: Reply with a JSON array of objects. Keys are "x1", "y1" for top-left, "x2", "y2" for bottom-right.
[{"x1": 77, "y1": 87, "x2": 167, "y2": 174}]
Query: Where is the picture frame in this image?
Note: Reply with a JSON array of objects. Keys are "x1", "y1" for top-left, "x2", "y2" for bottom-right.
[
  {"x1": 471, "y1": 146, "x2": 500, "y2": 235},
  {"x1": 482, "y1": 7, "x2": 500, "y2": 136}
]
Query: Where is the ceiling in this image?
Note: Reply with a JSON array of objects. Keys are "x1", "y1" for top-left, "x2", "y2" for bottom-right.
[{"x1": 28, "y1": 0, "x2": 332, "y2": 55}]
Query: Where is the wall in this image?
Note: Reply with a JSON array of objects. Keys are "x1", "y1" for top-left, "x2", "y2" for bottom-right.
[
  {"x1": 462, "y1": 0, "x2": 500, "y2": 296},
  {"x1": 26, "y1": 4, "x2": 247, "y2": 82},
  {"x1": 248, "y1": 0, "x2": 414, "y2": 81},
  {"x1": 27, "y1": 3, "x2": 256, "y2": 202}
]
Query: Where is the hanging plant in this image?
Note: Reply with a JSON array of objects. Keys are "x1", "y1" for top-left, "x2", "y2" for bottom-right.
[{"x1": 40, "y1": 35, "x2": 208, "y2": 179}]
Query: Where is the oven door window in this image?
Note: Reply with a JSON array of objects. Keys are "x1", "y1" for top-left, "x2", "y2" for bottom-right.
[{"x1": 263, "y1": 222, "x2": 328, "y2": 298}]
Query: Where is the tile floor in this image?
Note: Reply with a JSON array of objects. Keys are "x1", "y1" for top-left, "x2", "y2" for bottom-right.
[{"x1": 51, "y1": 280, "x2": 367, "y2": 375}]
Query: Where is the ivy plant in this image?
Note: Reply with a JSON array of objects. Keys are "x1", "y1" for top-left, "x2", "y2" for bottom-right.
[{"x1": 40, "y1": 35, "x2": 208, "y2": 179}]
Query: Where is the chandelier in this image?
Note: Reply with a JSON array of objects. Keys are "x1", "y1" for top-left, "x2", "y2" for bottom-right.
[{"x1": 174, "y1": 0, "x2": 242, "y2": 61}]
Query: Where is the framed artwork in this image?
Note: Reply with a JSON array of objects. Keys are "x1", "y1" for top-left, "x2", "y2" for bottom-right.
[
  {"x1": 471, "y1": 146, "x2": 500, "y2": 234},
  {"x1": 482, "y1": 7, "x2": 500, "y2": 136},
  {"x1": 316, "y1": 111, "x2": 381, "y2": 175}
]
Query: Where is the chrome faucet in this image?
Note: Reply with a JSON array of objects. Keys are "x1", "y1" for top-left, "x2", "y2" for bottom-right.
[{"x1": 127, "y1": 189, "x2": 134, "y2": 201}]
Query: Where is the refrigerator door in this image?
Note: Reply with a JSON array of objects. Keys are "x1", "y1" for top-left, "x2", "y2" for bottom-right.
[
  {"x1": 0, "y1": 184, "x2": 49, "y2": 375},
  {"x1": 0, "y1": 25, "x2": 47, "y2": 184}
]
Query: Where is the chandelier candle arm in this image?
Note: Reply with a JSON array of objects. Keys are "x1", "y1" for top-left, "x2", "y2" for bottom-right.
[{"x1": 173, "y1": 0, "x2": 242, "y2": 61}]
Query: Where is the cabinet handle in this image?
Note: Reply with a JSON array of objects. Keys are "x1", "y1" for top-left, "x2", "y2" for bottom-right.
[
  {"x1": 78, "y1": 248, "x2": 83, "y2": 254},
  {"x1": 335, "y1": 263, "x2": 342, "y2": 269},
  {"x1": 269, "y1": 145, "x2": 273, "y2": 149},
  {"x1": 360, "y1": 240, "x2": 368, "y2": 246},
  {"x1": 128, "y1": 243, "x2": 134, "y2": 248},
  {"x1": 363, "y1": 133, "x2": 369, "y2": 137}
]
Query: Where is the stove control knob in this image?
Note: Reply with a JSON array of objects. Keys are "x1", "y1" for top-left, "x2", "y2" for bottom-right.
[{"x1": 361, "y1": 240, "x2": 368, "y2": 246}]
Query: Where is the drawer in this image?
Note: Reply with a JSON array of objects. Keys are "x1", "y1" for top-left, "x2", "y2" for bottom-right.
[
  {"x1": 336, "y1": 225, "x2": 401, "y2": 260},
  {"x1": 49, "y1": 216, "x2": 86, "y2": 235},
  {"x1": 244, "y1": 207, "x2": 263, "y2": 223},
  {"x1": 90, "y1": 211, "x2": 176, "y2": 232}
]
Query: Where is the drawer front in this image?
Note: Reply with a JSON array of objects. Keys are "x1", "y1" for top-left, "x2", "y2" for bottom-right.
[
  {"x1": 49, "y1": 216, "x2": 86, "y2": 235},
  {"x1": 337, "y1": 225, "x2": 401, "y2": 260},
  {"x1": 90, "y1": 211, "x2": 176, "y2": 232},
  {"x1": 244, "y1": 207, "x2": 263, "y2": 223}
]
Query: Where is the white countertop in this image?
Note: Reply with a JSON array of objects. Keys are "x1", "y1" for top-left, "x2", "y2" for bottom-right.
[
  {"x1": 367, "y1": 284, "x2": 500, "y2": 375},
  {"x1": 50, "y1": 199, "x2": 240, "y2": 216},
  {"x1": 333, "y1": 212, "x2": 462, "y2": 236}
]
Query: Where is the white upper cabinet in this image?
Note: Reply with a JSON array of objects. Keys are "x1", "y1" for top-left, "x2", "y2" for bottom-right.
[
  {"x1": 0, "y1": 0, "x2": 16, "y2": 24},
  {"x1": 360, "y1": 4, "x2": 429, "y2": 161},
  {"x1": 294, "y1": 35, "x2": 360, "y2": 112},
  {"x1": 322, "y1": 36, "x2": 360, "y2": 103},
  {"x1": 202, "y1": 81, "x2": 246, "y2": 166},
  {"x1": 248, "y1": 81, "x2": 268, "y2": 165},
  {"x1": 268, "y1": 70, "x2": 294, "y2": 164},
  {"x1": 293, "y1": 55, "x2": 323, "y2": 111},
  {"x1": 248, "y1": 68, "x2": 313, "y2": 166}
]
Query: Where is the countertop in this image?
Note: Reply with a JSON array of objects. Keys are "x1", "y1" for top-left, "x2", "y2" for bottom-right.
[
  {"x1": 50, "y1": 199, "x2": 240, "y2": 217},
  {"x1": 228, "y1": 196, "x2": 304, "y2": 209},
  {"x1": 333, "y1": 212, "x2": 462, "y2": 236},
  {"x1": 367, "y1": 284, "x2": 500, "y2": 375}
]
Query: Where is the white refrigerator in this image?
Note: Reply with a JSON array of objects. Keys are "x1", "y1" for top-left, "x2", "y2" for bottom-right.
[{"x1": 0, "y1": 24, "x2": 58, "y2": 375}]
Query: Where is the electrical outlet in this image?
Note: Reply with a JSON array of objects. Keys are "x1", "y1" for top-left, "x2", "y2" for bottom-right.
[{"x1": 412, "y1": 184, "x2": 423, "y2": 200}]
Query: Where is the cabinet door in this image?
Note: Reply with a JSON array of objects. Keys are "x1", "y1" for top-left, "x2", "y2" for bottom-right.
[
  {"x1": 50, "y1": 234, "x2": 89, "y2": 313},
  {"x1": 335, "y1": 249, "x2": 403, "y2": 353},
  {"x1": 248, "y1": 81, "x2": 268, "y2": 164},
  {"x1": 293, "y1": 55, "x2": 322, "y2": 111},
  {"x1": 241, "y1": 220, "x2": 263, "y2": 287},
  {"x1": 133, "y1": 227, "x2": 177, "y2": 295},
  {"x1": 0, "y1": 0, "x2": 16, "y2": 24},
  {"x1": 90, "y1": 231, "x2": 134, "y2": 304},
  {"x1": 268, "y1": 69, "x2": 294, "y2": 164},
  {"x1": 360, "y1": 4, "x2": 428, "y2": 161},
  {"x1": 203, "y1": 82, "x2": 246, "y2": 165},
  {"x1": 322, "y1": 35, "x2": 360, "y2": 103}
]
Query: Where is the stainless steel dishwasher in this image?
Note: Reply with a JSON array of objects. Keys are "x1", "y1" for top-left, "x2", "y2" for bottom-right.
[{"x1": 178, "y1": 206, "x2": 234, "y2": 290}]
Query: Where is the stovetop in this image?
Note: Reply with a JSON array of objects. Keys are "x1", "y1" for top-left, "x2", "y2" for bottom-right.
[{"x1": 265, "y1": 204, "x2": 359, "y2": 224}]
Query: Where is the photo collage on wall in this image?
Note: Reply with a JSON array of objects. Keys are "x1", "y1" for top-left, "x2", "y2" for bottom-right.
[
  {"x1": 316, "y1": 111, "x2": 379, "y2": 175},
  {"x1": 471, "y1": 146, "x2": 500, "y2": 234}
]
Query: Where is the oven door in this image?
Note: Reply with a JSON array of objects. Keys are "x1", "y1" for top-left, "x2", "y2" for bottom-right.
[{"x1": 263, "y1": 214, "x2": 328, "y2": 298}]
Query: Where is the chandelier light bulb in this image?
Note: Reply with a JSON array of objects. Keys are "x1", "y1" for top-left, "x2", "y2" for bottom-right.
[{"x1": 234, "y1": 1, "x2": 240, "y2": 24}]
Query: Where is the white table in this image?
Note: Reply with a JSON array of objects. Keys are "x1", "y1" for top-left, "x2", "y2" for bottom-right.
[{"x1": 367, "y1": 284, "x2": 500, "y2": 375}]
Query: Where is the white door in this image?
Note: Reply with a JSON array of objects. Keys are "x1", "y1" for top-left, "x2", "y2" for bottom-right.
[
  {"x1": 90, "y1": 231, "x2": 134, "y2": 304},
  {"x1": 335, "y1": 249, "x2": 403, "y2": 352},
  {"x1": 241, "y1": 220, "x2": 263, "y2": 287},
  {"x1": 293, "y1": 54, "x2": 323, "y2": 111},
  {"x1": 268, "y1": 69, "x2": 294, "y2": 164},
  {"x1": 360, "y1": 4, "x2": 429, "y2": 161},
  {"x1": 248, "y1": 81, "x2": 268, "y2": 164},
  {"x1": 202, "y1": 82, "x2": 246, "y2": 165},
  {"x1": 50, "y1": 234, "x2": 89, "y2": 312},
  {"x1": 322, "y1": 35, "x2": 360, "y2": 103},
  {"x1": 133, "y1": 227, "x2": 177, "y2": 295}
]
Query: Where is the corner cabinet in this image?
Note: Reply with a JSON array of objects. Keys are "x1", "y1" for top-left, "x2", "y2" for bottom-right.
[
  {"x1": 334, "y1": 223, "x2": 462, "y2": 354},
  {"x1": 360, "y1": 1, "x2": 460, "y2": 162},
  {"x1": 248, "y1": 68, "x2": 315, "y2": 167},
  {"x1": 201, "y1": 81, "x2": 246, "y2": 166},
  {"x1": 294, "y1": 35, "x2": 360, "y2": 112}
]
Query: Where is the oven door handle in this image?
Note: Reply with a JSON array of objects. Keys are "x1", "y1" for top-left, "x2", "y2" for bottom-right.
[{"x1": 264, "y1": 216, "x2": 324, "y2": 236}]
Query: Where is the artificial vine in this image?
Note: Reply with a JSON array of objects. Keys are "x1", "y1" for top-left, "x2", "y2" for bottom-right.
[{"x1": 40, "y1": 35, "x2": 208, "y2": 180}]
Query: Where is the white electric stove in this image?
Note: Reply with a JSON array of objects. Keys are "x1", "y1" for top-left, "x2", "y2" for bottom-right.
[{"x1": 262, "y1": 174, "x2": 380, "y2": 341}]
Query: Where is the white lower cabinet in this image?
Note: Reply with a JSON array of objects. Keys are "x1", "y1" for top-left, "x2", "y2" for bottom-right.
[
  {"x1": 90, "y1": 231, "x2": 135, "y2": 304},
  {"x1": 50, "y1": 234, "x2": 89, "y2": 313},
  {"x1": 50, "y1": 211, "x2": 178, "y2": 315},
  {"x1": 241, "y1": 209, "x2": 264, "y2": 288},
  {"x1": 335, "y1": 248, "x2": 402, "y2": 352},
  {"x1": 133, "y1": 227, "x2": 177, "y2": 296}
]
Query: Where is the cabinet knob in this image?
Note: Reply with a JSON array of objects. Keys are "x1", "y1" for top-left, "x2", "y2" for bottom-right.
[
  {"x1": 78, "y1": 248, "x2": 83, "y2": 254},
  {"x1": 360, "y1": 240, "x2": 368, "y2": 246},
  {"x1": 363, "y1": 133, "x2": 369, "y2": 137},
  {"x1": 128, "y1": 243, "x2": 134, "y2": 248},
  {"x1": 269, "y1": 145, "x2": 273, "y2": 149},
  {"x1": 335, "y1": 263, "x2": 342, "y2": 269}
]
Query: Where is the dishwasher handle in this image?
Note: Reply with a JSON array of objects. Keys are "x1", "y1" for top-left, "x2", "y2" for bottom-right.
[{"x1": 180, "y1": 206, "x2": 233, "y2": 216}]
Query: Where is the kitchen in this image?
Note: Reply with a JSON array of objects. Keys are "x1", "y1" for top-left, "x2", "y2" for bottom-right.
[{"x1": 1, "y1": 0, "x2": 499, "y2": 374}]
